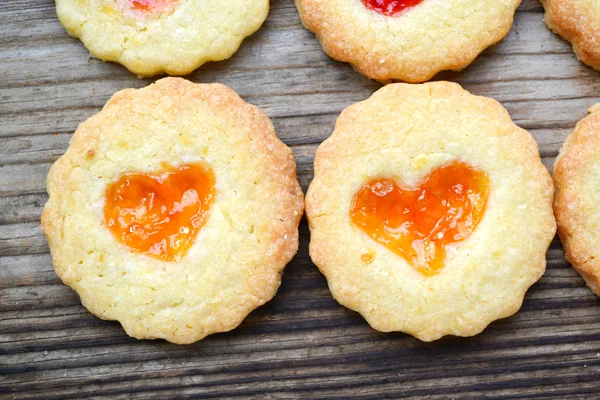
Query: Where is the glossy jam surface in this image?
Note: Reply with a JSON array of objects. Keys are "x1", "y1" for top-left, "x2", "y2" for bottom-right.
[
  {"x1": 361, "y1": 0, "x2": 424, "y2": 16},
  {"x1": 350, "y1": 162, "x2": 489, "y2": 276},
  {"x1": 104, "y1": 164, "x2": 215, "y2": 262},
  {"x1": 124, "y1": 0, "x2": 178, "y2": 13}
]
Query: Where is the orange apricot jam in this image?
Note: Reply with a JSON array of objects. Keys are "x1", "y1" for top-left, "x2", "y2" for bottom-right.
[
  {"x1": 126, "y1": 0, "x2": 178, "y2": 13},
  {"x1": 361, "y1": 0, "x2": 424, "y2": 16},
  {"x1": 104, "y1": 164, "x2": 215, "y2": 262},
  {"x1": 350, "y1": 161, "x2": 489, "y2": 276}
]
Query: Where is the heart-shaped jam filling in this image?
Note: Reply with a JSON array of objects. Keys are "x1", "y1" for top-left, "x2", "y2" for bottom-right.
[
  {"x1": 104, "y1": 163, "x2": 215, "y2": 262},
  {"x1": 361, "y1": 0, "x2": 424, "y2": 17},
  {"x1": 350, "y1": 161, "x2": 489, "y2": 276},
  {"x1": 122, "y1": 0, "x2": 178, "y2": 13}
]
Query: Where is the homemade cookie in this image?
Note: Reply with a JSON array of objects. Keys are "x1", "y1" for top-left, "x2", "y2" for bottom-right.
[
  {"x1": 42, "y1": 78, "x2": 304, "y2": 344},
  {"x1": 56, "y1": 0, "x2": 269, "y2": 76},
  {"x1": 306, "y1": 82, "x2": 555, "y2": 341},
  {"x1": 295, "y1": 0, "x2": 521, "y2": 82},
  {"x1": 541, "y1": 0, "x2": 600, "y2": 71},
  {"x1": 553, "y1": 104, "x2": 600, "y2": 296}
]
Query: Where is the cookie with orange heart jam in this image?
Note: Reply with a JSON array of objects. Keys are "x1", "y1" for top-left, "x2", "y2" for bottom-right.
[
  {"x1": 553, "y1": 104, "x2": 600, "y2": 297},
  {"x1": 41, "y1": 78, "x2": 304, "y2": 343},
  {"x1": 55, "y1": 0, "x2": 268, "y2": 76},
  {"x1": 294, "y1": 0, "x2": 521, "y2": 82},
  {"x1": 541, "y1": 0, "x2": 600, "y2": 71},
  {"x1": 306, "y1": 82, "x2": 556, "y2": 341}
]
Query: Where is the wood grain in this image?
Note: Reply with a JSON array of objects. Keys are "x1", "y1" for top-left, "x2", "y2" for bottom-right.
[{"x1": 2, "y1": 0, "x2": 600, "y2": 398}]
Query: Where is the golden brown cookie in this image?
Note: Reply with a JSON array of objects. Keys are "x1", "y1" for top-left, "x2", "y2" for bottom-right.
[
  {"x1": 56, "y1": 0, "x2": 269, "y2": 76},
  {"x1": 42, "y1": 78, "x2": 304, "y2": 343},
  {"x1": 541, "y1": 0, "x2": 600, "y2": 71},
  {"x1": 553, "y1": 104, "x2": 600, "y2": 296},
  {"x1": 295, "y1": 0, "x2": 521, "y2": 82},
  {"x1": 306, "y1": 82, "x2": 556, "y2": 341}
]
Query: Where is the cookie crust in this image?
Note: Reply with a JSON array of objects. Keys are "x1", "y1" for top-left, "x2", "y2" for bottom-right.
[
  {"x1": 306, "y1": 82, "x2": 555, "y2": 341},
  {"x1": 553, "y1": 104, "x2": 600, "y2": 296},
  {"x1": 56, "y1": 0, "x2": 269, "y2": 76},
  {"x1": 295, "y1": 0, "x2": 521, "y2": 83},
  {"x1": 541, "y1": 0, "x2": 600, "y2": 71},
  {"x1": 42, "y1": 78, "x2": 304, "y2": 343}
]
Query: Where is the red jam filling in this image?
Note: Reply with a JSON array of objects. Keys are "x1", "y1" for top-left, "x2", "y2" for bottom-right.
[
  {"x1": 126, "y1": 0, "x2": 178, "y2": 13},
  {"x1": 104, "y1": 164, "x2": 215, "y2": 262},
  {"x1": 361, "y1": 0, "x2": 424, "y2": 16},
  {"x1": 350, "y1": 162, "x2": 489, "y2": 276}
]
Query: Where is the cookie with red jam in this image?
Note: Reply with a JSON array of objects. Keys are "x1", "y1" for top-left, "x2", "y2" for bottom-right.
[
  {"x1": 295, "y1": 0, "x2": 521, "y2": 82},
  {"x1": 56, "y1": 0, "x2": 269, "y2": 76}
]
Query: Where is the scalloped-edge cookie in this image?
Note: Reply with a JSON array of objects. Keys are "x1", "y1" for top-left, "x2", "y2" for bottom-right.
[
  {"x1": 306, "y1": 81, "x2": 556, "y2": 341},
  {"x1": 42, "y1": 77, "x2": 304, "y2": 343},
  {"x1": 541, "y1": 0, "x2": 600, "y2": 71},
  {"x1": 295, "y1": 0, "x2": 521, "y2": 82},
  {"x1": 553, "y1": 104, "x2": 600, "y2": 296},
  {"x1": 56, "y1": 0, "x2": 269, "y2": 76}
]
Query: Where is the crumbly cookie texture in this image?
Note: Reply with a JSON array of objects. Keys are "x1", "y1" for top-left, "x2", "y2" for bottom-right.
[
  {"x1": 306, "y1": 82, "x2": 555, "y2": 341},
  {"x1": 541, "y1": 0, "x2": 600, "y2": 71},
  {"x1": 42, "y1": 78, "x2": 304, "y2": 344},
  {"x1": 56, "y1": 0, "x2": 269, "y2": 76},
  {"x1": 553, "y1": 104, "x2": 600, "y2": 296},
  {"x1": 295, "y1": 0, "x2": 521, "y2": 83}
]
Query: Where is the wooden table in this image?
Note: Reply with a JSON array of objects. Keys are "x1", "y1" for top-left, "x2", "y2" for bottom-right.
[{"x1": 2, "y1": 0, "x2": 600, "y2": 398}]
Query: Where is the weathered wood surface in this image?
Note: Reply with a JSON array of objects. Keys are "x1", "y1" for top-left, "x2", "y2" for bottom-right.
[{"x1": 2, "y1": 0, "x2": 600, "y2": 398}]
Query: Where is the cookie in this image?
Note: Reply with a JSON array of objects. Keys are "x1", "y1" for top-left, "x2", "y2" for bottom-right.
[
  {"x1": 295, "y1": 0, "x2": 521, "y2": 82},
  {"x1": 306, "y1": 82, "x2": 555, "y2": 341},
  {"x1": 553, "y1": 104, "x2": 600, "y2": 296},
  {"x1": 56, "y1": 0, "x2": 269, "y2": 76},
  {"x1": 41, "y1": 78, "x2": 304, "y2": 344},
  {"x1": 541, "y1": 0, "x2": 600, "y2": 71}
]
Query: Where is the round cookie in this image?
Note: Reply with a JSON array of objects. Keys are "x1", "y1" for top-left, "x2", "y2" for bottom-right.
[
  {"x1": 541, "y1": 0, "x2": 600, "y2": 71},
  {"x1": 41, "y1": 77, "x2": 304, "y2": 344},
  {"x1": 56, "y1": 0, "x2": 269, "y2": 76},
  {"x1": 553, "y1": 104, "x2": 600, "y2": 296},
  {"x1": 306, "y1": 82, "x2": 555, "y2": 341},
  {"x1": 294, "y1": 0, "x2": 521, "y2": 83}
]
